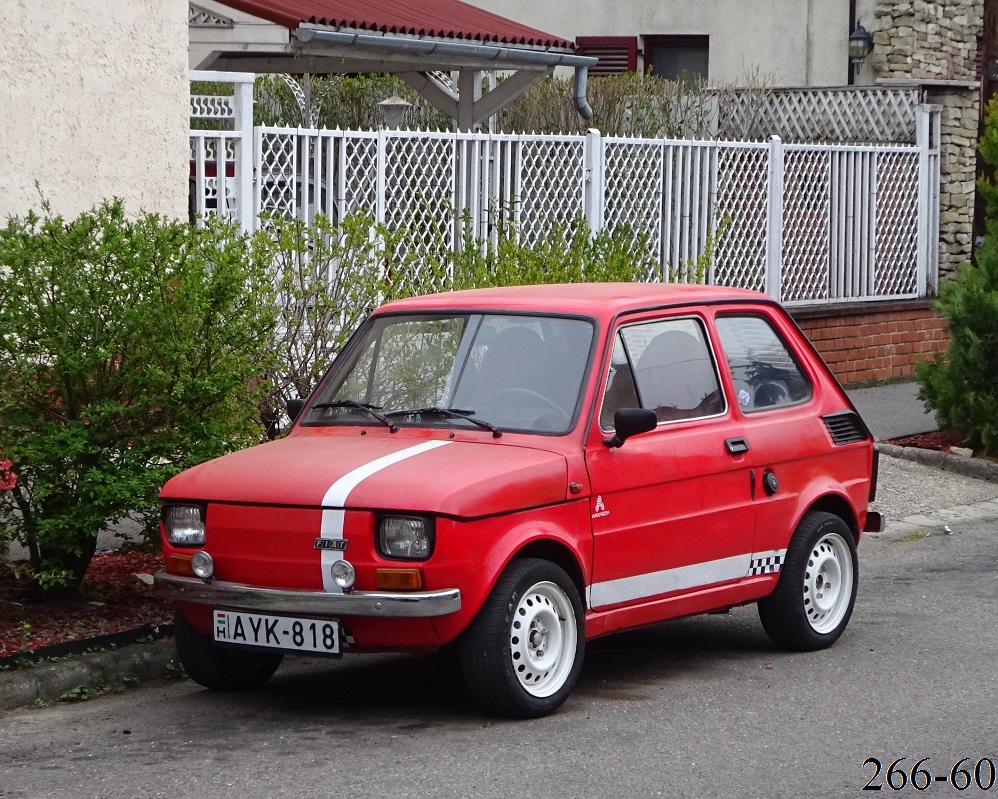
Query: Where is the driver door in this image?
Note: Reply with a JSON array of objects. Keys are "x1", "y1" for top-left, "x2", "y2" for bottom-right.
[{"x1": 584, "y1": 314, "x2": 757, "y2": 613}]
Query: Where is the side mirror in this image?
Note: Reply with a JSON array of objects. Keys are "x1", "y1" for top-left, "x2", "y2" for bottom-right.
[
  {"x1": 286, "y1": 398, "x2": 306, "y2": 424},
  {"x1": 603, "y1": 408, "x2": 657, "y2": 448}
]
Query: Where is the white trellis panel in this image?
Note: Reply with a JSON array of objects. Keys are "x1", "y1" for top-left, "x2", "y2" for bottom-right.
[{"x1": 718, "y1": 87, "x2": 920, "y2": 144}]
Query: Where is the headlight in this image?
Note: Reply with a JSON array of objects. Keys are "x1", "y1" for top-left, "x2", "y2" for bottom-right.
[
  {"x1": 378, "y1": 516, "x2": 434, "y2": 560},
  {"x1": 163, "y1": 504, "x2": 206, "y2": 547}
]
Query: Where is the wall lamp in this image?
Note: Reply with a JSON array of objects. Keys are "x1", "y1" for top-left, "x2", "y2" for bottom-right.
[{"x1": 849, "y1": 23, "x2": 874, "y2": 66}]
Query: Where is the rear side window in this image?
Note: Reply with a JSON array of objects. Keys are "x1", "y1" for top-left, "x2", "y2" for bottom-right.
[
  {"x1": 601, "y1": 317, "x2": 724, "y2": 426},
  {"x1": 715, "y1": 315, "x2": 812, "y2": 412}
]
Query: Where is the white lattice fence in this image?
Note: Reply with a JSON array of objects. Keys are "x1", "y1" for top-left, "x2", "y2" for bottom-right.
[
  {"x1": 602, "y1": 139, "x2": 666, "y2": 274},
  {"x1": 718, "y1": 87, "x2": 920, "y2": 144},
  {"x1": 194, "y1": 113, "x2": 935, "y2": 306},
  {"x1": 712, "y1": 143, "x2": 771, "y2": 292},
  {"x1": 514, "y1": 135, "x2": 586, "y2": 243}
]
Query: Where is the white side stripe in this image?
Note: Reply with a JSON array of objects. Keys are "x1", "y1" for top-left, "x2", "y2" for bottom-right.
[
  {"x1": 318, "y1": 440, "x2": 451, "y2": 592},
  {"x1": 588, "y1": 548, "x2": 788, "y2": 609}
]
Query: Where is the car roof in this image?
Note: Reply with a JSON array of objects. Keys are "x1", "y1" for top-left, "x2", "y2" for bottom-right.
[{"x1": 376, "y1": 282, "x2": 773, "y2": 321}]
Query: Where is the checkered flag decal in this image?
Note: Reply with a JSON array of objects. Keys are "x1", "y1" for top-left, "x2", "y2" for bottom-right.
[{"x1": 749, "y1": 551, "x2": 785, "y2": 576}]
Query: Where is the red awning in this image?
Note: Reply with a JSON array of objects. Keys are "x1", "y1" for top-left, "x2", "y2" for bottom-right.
[{"x1": 216, "y1": 0, "x2": 575, "y2": 49}]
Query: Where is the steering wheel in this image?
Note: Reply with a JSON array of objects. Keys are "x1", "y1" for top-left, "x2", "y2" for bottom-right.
[{"x1": 484, "y1": 387, "x2": 571, "y2": 428}]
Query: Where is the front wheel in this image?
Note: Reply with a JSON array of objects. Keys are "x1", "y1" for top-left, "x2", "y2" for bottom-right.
[
  {"x1": 174, "y1": 610, "x2": 284, "y2": 691},
  {"x1": 460, "y1": 558, "x2": 585, "y2": 718},
  {"x1": 758, "y1": 512, "x2": 858, "y2": 651}
]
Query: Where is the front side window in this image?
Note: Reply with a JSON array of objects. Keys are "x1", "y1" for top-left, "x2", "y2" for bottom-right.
[
  {"x1": 309, "y1": 313, "x2": 594, "y2": 434},
  {"x1": 715, "y1": 315, "x2": 812, "y2": 412},
  {"x1": 601, "y1": 317, "x2": 724, "y2": 426}
]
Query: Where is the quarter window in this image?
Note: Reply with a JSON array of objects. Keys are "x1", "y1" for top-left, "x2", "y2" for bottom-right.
[{"x1": 715, "y1": 315, "x2": 812, "y2": 412}]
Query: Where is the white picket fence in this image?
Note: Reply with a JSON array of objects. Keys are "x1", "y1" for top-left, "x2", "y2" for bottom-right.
[{"x1": 190, "y1": 72, "x2": 940, "y2": 306}]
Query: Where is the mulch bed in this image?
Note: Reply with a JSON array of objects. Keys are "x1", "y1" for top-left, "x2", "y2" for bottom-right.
[
  {"x1": 0, "y1": 550, "x2": 172, "y2": 662},
  {"x1": 887, "y1": 430, "x2": 961, "y2": 452},
  {"x1": 885, "y1": 430, "x2": 998, "y2": 464},
  {"x1": 885, "y1": 430, "x2": 963, "y2": 451}
]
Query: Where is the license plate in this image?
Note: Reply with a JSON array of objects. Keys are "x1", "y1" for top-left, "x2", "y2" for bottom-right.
[{"x1": 213, "y1": 610, "x2": 340, "y2": 654}]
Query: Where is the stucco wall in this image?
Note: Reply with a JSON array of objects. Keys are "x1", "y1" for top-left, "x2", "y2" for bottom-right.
[
  {"x1": 0, "y1": 0, "x2": 189, "y2": 222},
  {"x1": 462, "y1": 0, "x2": 851, "y2": 87}
]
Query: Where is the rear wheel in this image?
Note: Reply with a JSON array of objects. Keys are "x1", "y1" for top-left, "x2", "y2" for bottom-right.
[
  {"x1": 758, "y1": 512, "x2": 858, "y2": 651},
  {"x1": 460, "y1": 558, "x2": 584, "y2": 718},
  {"x1": 174, "y1": 610, "x2": 283, "y2": 691}
]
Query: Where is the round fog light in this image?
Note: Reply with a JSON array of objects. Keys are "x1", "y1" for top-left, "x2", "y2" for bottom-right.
[
  {"x1": 330, "y1": 559, "x2": 356, "y2": 590},
  {"x1": 191, "y1": 550, "x2": 214, "y2": 580}
]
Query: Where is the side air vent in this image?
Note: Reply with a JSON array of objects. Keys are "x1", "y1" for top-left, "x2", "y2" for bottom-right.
[{"x1": 822, "y1": 411, "x2": 868, "y2": 445}]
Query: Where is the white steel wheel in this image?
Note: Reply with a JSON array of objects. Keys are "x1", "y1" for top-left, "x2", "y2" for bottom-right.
[
  {"x1": 508, "y1": 581, "x2": 578, "y2": 698},
  {"x1": 803, "y1": 532, "x2": 854, "y2": 634},
  {"x1": 758, "y1": 511, "x2": 858, "y2": 651},
  {"x1": 461, "y1": 558, "x2": 585, "y2": 718}
]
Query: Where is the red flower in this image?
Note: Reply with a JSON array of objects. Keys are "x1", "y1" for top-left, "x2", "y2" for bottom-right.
[{"x1": 0, "y1": 459, "x2": 16, "y2": 491}]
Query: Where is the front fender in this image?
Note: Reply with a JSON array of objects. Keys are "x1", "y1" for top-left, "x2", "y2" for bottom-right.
[{"x1": 426, "y1": 500, "x2": 592, "y2": 645}]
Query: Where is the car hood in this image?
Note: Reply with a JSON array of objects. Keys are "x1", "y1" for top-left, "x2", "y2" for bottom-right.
[{"x1": 160, "y1": 433, "x2": 569, "y2": 517}]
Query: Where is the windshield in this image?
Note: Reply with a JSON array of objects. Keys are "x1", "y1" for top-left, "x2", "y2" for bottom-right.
[{"x1": 307, "y1": 313, "x2": 595, "y2": 434}]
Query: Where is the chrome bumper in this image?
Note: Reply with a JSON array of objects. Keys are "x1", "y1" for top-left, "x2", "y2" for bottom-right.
[{"x1": 154, "y1": 571, "x2": 461, "y2": 618}]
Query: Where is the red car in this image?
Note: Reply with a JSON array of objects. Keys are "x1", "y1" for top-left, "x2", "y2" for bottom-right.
[{"x1": 156, "y1": 283, "x2": 882, "y2": 717}]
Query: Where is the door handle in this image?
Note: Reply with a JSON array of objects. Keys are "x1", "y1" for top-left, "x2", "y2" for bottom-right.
[{"x1": 725, "y1": 437, "x2": 750, "y2": 455}]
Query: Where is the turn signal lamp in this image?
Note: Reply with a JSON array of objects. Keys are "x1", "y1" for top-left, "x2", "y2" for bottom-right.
[
  {"x1": 166, "y1": 553, "x2": 195, "y2": 577},
  {"x1": 375, "y1": 568, "x2": 425, "y2": 591}
]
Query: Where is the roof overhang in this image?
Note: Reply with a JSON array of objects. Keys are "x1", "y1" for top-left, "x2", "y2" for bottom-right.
[{"x1": 189, "y1": 0, "x2": 595, "y2": 126}]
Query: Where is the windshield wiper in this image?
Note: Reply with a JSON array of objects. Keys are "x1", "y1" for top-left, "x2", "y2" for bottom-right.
[
  {"x1": 310, "y1": 401, "x2": 398, "y2": 432},
  {"x1": 384, "y1": 407, "x2": 502, "y2": 438}
]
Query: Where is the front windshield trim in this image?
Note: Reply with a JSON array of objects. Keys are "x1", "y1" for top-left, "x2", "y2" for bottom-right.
[{"x1": 300, "y1": 309, "x2": 599, "y2": 437}]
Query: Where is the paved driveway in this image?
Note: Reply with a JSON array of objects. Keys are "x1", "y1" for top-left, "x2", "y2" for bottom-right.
[{"x1": 2, "y1": 512, "x2": 996, "y2": 799}]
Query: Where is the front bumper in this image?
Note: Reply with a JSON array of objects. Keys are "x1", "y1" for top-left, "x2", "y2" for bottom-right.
[{"x1": 154, "y1": 571, "x2": 461, "y2": 618}]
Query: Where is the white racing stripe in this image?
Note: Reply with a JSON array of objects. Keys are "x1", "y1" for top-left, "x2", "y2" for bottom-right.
[
  {"x1": 318, "y1": 440, "x2": 451, "y2": 592},
  {"x1": 589, "y1": 548, "x2": 788, "y2": 609}
]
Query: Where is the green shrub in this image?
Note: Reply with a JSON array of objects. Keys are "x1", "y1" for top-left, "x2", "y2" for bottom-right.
[
  {"x1": 446, "y1": 214, "x2": 657, "y2": 289},
  {"x1": 0, "y1": 201, "x2": 276, "y2": 590},
  {"x1": 916, "y1": 236, "x2": 998, "y2": 455},
  {"x1": 251, "y1": 212, "x2": 419, "y2": 437},
  {"x1": 917, "y1": 97, "x2": 998, "y2": 455}
]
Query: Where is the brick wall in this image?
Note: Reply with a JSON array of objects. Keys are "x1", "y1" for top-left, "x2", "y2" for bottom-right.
[{"x1": 791, "y1": 300, "x2": 948, "y2": 385}]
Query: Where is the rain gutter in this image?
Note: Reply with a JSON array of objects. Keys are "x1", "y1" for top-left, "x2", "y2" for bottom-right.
[{"x1": 294, "y1": 23, "x2": 595, "y2": 119}]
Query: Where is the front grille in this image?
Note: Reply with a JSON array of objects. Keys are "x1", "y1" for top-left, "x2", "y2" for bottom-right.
[{"x1": 822, "y1": 410, "x2": 868, "y2": 445}]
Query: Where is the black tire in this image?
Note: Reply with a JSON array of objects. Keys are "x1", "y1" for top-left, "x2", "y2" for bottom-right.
[
  {"x1": 460, "y1": 558, "x2": 585, "y2": 719},
  {"x1": 758, "y1": 511, "x2": 859, "y2": 651},
  {"x1": 174, "y1": 610, "x2": 284, "y2": 691}
]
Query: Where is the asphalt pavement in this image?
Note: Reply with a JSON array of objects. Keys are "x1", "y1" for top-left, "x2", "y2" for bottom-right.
[{"x1": 2, "y1": 379, "x2": 995, "y2": 713}]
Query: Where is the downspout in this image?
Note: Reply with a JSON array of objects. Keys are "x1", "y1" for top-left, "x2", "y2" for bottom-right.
[
  {"x1": 294, "y1": 24, "x2": 596, "y2": 120},
  {"x1": 574, "y1": 65, "x2": 593, "y2": 120}
]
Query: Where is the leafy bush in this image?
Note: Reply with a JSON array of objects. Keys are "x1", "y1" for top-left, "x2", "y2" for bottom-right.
[
  {"x1": 446, "y1": 214, "x2": 657, "y2": 289},
  {"x1": 916, "y1": 236, "x2": 998, "y2": 455},
  {"x1": 252, "y1": 212, "x2": 419, "y2": 438},
  {"x1": 0, "y1": 201, "x2": 276, "y2": 590},
  {"x1": 917, "y1": 97, "x2": 998, "y2": 455}
]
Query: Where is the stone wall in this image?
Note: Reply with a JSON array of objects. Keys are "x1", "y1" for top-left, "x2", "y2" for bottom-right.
[{"x1": 872, "y1": 0, "x2": 982, "y2": 279}]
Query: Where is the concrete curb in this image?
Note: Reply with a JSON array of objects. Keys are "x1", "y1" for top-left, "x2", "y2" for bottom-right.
[
  {"x1": 878, "y1": 443, "x2": 998, "y2": 483},
  {"x1": 0, "y1": 639, "x2": 178, "y2": 712}
]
